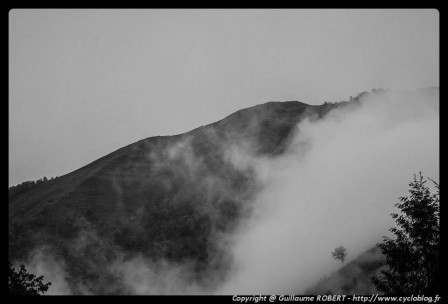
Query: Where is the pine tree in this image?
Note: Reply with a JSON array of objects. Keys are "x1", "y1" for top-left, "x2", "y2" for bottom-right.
[{"x1": 371, "y1": 173, "x2": 439, "y2": 294}]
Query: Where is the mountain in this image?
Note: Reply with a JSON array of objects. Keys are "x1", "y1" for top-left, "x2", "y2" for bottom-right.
[{"x1": 9, "y1": 95, "x2": 367, "y2": 294}]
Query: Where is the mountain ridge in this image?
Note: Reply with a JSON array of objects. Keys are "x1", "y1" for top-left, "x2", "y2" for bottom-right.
[
  {"x1": 9, "y1": 99, "x2": 329, "y2": 218},
  {"x1": 10, "y1": 97, "x2": 343, "y2": 294},
  {"x1": 11, "y1": 88, "x2": 419, "y2": 294}
]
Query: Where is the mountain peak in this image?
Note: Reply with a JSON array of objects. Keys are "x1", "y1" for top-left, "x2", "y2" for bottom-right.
[{"x1": 8, "y1": 96, "x2": 354, "y2": 294}]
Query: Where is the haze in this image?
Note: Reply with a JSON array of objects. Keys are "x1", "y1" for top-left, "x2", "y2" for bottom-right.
[
  {"x1": 21, "y1": 88, "x2": 439, "y2": 295},
  {"x1": 9, "y1": 9, "x2": 438, "y2": 186},
  {"x1": 217, "y1": 89, "x2": 439, "y2": 293}
]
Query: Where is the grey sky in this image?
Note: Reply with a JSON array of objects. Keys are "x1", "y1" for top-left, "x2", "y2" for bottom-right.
[{"x1": 9, "y1": 9, "x2": 439, "y2": 186}]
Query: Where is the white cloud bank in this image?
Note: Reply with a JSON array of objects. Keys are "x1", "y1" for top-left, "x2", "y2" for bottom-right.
[
  {"x1": 217, "y1": 89, "x2": 439, "y2": 294},
  {"x1": 20, "y1": 89, "x2": 439, "y2": 295}
]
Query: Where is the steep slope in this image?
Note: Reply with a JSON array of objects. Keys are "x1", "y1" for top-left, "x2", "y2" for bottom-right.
[{"x1": 10, "y1": 99, "x2": 349, "y2": 294}]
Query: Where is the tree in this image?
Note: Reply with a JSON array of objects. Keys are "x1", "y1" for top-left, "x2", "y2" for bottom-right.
[
  {"x1": 8, "y1": 261, "x2": 51, "y2": 295},
  {"x1": 332, "y1": 246, "x2": 347, "y2": 263},
  {"x1": 371, "y1": 173, "x2": 439, "y2": 295}
]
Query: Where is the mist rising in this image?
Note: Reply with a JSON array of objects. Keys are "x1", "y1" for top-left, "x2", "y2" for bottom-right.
[
  {"x1": 9, "y1": 88, "x2": 439, "y2": 295},
  {"x1": 217, "y1": 88, "x2": 439, "y2": 294}
]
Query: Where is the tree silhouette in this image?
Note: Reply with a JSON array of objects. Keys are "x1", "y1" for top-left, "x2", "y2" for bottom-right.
[
  {"x1": 8, "y1": 261, "x2": 51, "y2": 295},
  {"x1": 332, "y1": 246, "x2": 347, "y2": 263},
  {"x1": 371, "y1": 173, "x2": 439, "y2": 295}
]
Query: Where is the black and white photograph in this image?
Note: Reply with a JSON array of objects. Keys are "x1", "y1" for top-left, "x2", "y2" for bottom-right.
[{"x1": 8, "y1": 9, "x2": 439, "y2": 297}]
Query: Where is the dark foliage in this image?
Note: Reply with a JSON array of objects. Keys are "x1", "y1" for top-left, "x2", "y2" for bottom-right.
[
  {"x1": 371, "y1": 173, "x2": 439, "y2": 295},
  {"x1": 332, "y1": 246, "x2": 347, "y2": 263},
  {"x1": 9, "y1": 176, "x2": 56, "y2": 199},
  {"x1": 8, "y1": 100, "x2": 349, "y2": 294},
  {"x1": 9, "y1": 261, "x2": 51, "y2": 295}
]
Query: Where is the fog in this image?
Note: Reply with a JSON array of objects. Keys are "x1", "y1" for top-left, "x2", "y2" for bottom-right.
[
  {"x1": 26, "y1": 247, "x2": 72, "y2": 295},
  {"x1": 9, "y1": 9, "x2": 439, "y2": 295},
  {"x1": 16, "y1": 88, "x2": 438, "y2": 295},
  {"x1": 216, "y1": 89, "x2": 439, "y2": 294}
]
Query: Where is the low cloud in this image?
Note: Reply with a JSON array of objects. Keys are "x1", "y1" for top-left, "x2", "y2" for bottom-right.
[
  {"x1": 217, "y1": 89, "x2": 439, "y2": 294},
  {"x1": 22, "y1": 247, "x2": 72, "y2": 295},
  {"x1": 17, "y1": 89, "x2": 438, "y2": 295}
]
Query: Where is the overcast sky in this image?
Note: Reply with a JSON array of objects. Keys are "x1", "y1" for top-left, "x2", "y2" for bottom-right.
[{"x1": 9, "y1": 9, "x2": 439, "y2": 186}]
